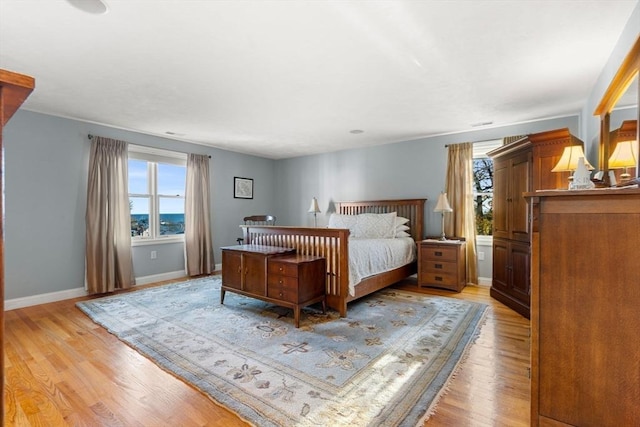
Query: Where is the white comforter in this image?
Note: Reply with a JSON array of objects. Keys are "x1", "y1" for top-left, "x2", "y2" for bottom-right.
[{"x1": 348, "y1": 237, "x2": 416, "y2": 296}]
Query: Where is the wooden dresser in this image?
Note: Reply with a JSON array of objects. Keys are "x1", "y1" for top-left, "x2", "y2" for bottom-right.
[
  {"x1": 221, "y1": 245, "x2": 326, "y2": 327},
  {"x1": 418, "y1": 239, "x2": 466, "y2": 292},
  {"x1": 528, "y1": 188, "x2": 640, "y2": 426},
  {"x1": 488, "y1": 128, "x2": 581, "y2": 318}
]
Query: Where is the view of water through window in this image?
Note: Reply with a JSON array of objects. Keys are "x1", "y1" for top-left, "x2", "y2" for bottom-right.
[{"x1": 129, "y1": 158, "x2": 186, "y2": 239}]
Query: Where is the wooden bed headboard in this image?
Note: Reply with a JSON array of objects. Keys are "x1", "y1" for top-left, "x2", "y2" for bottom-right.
[{"x1": 337, "y1": 198, "x2": 426, "y2": 241}]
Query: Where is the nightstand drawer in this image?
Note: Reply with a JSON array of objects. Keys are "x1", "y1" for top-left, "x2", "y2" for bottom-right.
[
  {"x1": 421, "y1": 245, "x2": 457, "y2": 262},
  {"x1": 420, "y1": 272, "x2": 456, "y2": 286},
  {"x1": 268, "y1": 261, "x2": 299, "y2": 277},
  {"x1": 423, "y1": 260, "x2": 457, "y2": 274}
]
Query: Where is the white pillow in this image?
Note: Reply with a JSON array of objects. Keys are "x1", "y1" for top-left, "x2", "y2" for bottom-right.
[
  {"x1": 394, "y1": 216, "x2": 410, "y2": 238},
  {"x1": 394, "y1": 216, "x2": 409, "y2": 228},
  {"x1": 328, "y1": 214, "x2": 357, "y2": 233},
  {"x1": 353, "y1": 212, "x2": 397, "y2": 239}
]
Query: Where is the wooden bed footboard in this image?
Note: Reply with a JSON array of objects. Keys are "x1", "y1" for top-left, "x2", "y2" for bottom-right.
[
  {"x1": 241, "y1": 226, "x2": 351, "y2": 316},
  {"x1": 241, "y1": 198, "x2": 426, "y2": 317}
]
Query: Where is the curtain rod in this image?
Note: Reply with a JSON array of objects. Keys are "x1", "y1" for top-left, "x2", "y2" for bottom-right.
[
  {"x1": 445, "y1": 137, "x2": 503, "y2": 148},
  {"x1": 87, "y1": 134, "x2": 211, "y2": 158}
]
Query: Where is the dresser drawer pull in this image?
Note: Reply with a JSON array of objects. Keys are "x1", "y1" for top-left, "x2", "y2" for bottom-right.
[
  {"x1": 435, "y1": 263, "x2": 442, "y2": 269},
  {"x1": 435, "y1": 276, "x2": 443, "y2": 281},
  {"x1": 279, "y1": 267, "x2": 284, "y2": 272},
  {"x1": 435, "y1": 251, "x2": 442, "y2": 256},
  {"x1": 279, "y1": 279, "x2": 283, "y2": 284}
]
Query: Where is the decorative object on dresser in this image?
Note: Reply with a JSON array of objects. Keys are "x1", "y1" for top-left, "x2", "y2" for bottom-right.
[
  {"x1": 527, "y1": 188, "x2": 640, "y2": 426},
  {"x1": 307, "y1": 196, "x2": 321, "y2": 227},
  {"x1": 433, "y1": 192, "x2": 453, "y2": 240},
  {"x1": 608, "y1": 120, "x2": 638, "y2": 184},
  {"x1": 550, "y1": 144, "x2": 595, "y2": 189},
  {"x1": 594, "y1": 35, "x2": 639, "y2": 187},
  {"x1": 77, "y1": 275, "x2": 488, "y2": 427},
  {"x1": 488, "y1": 128, "x2": 584, "y2": 319},
  {"x1": 418, "y1": 238, "x2": 466, "y2": 292},
  {"x1": 608, "y1": 138, "x2": 638, "y2": 181},
  {"x1": 240, "y1": 198, "x2": 426, "y2": 316},
  {"x1": 221, "y1": 245, "x2": 326, "y2": 328}
]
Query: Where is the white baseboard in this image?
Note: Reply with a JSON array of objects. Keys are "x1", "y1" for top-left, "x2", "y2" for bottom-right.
[
  {"x1": 5, "y1": 270, "x2": 187, "y2": 311},
  {"x1": 5, "y1": 287, "x2": 89, "y2": 311},
  {"x1": 134, "y1": 270, "x2": 188, "y2": 286},
  {"x1": 477, "y1": 276, "x2": 492, "y2": 286}
]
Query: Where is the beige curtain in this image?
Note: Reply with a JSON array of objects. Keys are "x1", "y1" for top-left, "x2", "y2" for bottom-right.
[
  {"x1": 185, "y1": 153, "x2": 214, "y2": 276},
  {"x1": 85, "y1": 136, "x2": 135, "y2": 294},
  {"x1": 445, "y1": 142, "x2": 478, "y2": 284}
]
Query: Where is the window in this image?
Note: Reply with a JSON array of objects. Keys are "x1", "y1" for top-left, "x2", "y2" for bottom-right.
[
  {"x1": 473, "y1": 140, "x2": 502, "y2": 236},
  {"x1": 128, "y1": 145, "x2": 187, "y2": 243}
]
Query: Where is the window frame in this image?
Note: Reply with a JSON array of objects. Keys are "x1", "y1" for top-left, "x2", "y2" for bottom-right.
[{"x1": 128, "y1": 145, "x2": 187, "y2": 246}]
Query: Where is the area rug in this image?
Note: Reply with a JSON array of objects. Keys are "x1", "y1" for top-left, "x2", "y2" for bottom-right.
[{"x1": 77, "y1": 276, "x2": 487, "y2": 426}]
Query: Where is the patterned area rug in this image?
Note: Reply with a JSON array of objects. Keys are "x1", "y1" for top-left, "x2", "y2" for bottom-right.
[{"x1": 77, "y1": 276, "x2": 487, "y2": 426}]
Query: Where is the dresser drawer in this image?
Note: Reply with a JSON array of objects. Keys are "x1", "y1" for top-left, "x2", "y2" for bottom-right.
[
  {"x1": 267, "y1": 275, "x2": 299, "y2": 302},
  {"x1": 423, "y1": 260, "x2": 457, "y2": 274},
  {"x1": 420, "y1": 272, "x2": 456, "y2": 287},
  {"x1": 268, "y1": 260, "x2": 299, "y2": 277},
  {"x1": 421, "y1": 245, "x2": 457, "y2": 262}
]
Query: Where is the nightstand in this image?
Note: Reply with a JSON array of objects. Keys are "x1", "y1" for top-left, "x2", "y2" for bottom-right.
[{"x1": 418, "y1": 239, "x2": 467, "y2": 292}]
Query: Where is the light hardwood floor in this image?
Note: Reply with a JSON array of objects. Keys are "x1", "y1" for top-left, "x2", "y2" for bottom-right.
[{"x1": 4, "y1": 276, "x2": 531, "y2": 426}]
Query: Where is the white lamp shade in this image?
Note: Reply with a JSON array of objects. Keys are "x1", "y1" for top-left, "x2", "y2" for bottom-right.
[
  {"x1": 551, "y1": 145, "x2": 594, "y2": 172},
  {"x1": 308, "y1": 197, "x2": 320, "y2": 213},
  {"x1": 608, "y1": 140, "x2": 638, "y2": 169},
  {"x1": 434, "y1": 192, "x2": 453, "y2": 213}
]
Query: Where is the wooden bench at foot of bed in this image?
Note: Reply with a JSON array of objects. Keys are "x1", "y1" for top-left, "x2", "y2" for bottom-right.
[{"x1": 241, "y1": 198, "x2": 426, "y2": 316}]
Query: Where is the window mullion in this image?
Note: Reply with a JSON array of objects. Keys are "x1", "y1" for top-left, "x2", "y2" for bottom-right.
[{"x1": 149, "y1": 162, "x2": 159, "y2": 239}]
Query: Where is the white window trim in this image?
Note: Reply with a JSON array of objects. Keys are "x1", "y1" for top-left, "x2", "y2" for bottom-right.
[{"x1": 129, "y1": 145, "x2": 187, "y2": 246}]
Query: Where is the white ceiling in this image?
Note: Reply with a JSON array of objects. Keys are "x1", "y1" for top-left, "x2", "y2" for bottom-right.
[{"x1": 0, "y1": 0, "x2": 637, "y2": 159}]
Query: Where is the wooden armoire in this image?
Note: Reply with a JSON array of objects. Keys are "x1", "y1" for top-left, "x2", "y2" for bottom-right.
[
  {"x1": 487, "y1": 128, "x2": 581, "y2": 318},
  {"x1": 0, "y1": 69, "x2": 35, "y2": 425}
]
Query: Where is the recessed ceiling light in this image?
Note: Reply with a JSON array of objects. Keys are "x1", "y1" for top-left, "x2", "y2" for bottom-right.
[
  {"x1": 66, "y1": 0, "x2": 109, "y2": 15},
  {"x1": 471, "y1": 121, "x2": 493, "y2": 127},
  {"x1": 349, "y1": 129, "x2": 364, "y2": 134}
]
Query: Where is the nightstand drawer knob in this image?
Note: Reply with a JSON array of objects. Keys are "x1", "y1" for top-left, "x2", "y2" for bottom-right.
[
  {"x1": 279, "y1": 267, "x2": 283, "y2": 271},
  {"x1": 279, "y1": 279, "x2": 283, "y2": 284}
]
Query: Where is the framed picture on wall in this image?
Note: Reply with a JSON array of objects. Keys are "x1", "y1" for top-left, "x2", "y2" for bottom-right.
[{"x1": 234, "y1": 177, "x2": 253, "y2": 199}]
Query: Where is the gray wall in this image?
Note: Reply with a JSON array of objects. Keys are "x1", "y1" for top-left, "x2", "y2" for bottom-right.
[
  {"x1": 4, "y1": 111, "x2": 276, "y2": 299},
  {"x1": 274, "y1": 116, "x2": 580, "y2": 234}
]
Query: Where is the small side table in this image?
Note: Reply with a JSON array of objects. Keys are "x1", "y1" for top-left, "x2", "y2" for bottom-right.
[{"x1": 418, "y1": 239, "x2": 467, "y2": 292}]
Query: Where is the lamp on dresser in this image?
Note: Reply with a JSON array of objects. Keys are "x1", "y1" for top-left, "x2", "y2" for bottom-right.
[
  {"x1": 433, "y1": 192, "x2": 452, "y2": 241},
  {"x1": 608, "y1": 139, "x2": 638, "y2": 182},
  {"x1": 551, "y1": 145, "x2": 594, "y2": 189}
]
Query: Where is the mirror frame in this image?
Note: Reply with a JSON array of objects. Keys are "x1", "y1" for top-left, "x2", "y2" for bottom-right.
[{"x1": 594, "y1": 35, "x2": 640, "y2": 186}]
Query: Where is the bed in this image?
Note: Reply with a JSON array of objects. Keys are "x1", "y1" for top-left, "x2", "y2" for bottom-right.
[{"x1": 240, "y1": 198, "x2": 426, "y2": 316}]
